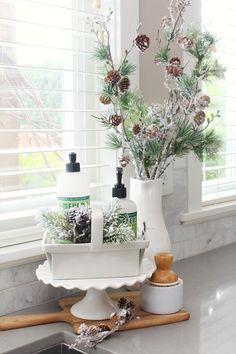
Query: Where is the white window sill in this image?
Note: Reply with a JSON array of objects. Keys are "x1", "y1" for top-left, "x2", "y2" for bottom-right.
[
  {"x1": 180, "y1": 199, "x2": 236, "y2": 225},
  {"x1": 0, "y1": 240, "x2": 45, "y2": 269}
]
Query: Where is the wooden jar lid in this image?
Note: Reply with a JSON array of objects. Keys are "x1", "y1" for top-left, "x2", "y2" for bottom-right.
[{"x1": 149, "y1": 252, "x2": 178, "y2": 284}]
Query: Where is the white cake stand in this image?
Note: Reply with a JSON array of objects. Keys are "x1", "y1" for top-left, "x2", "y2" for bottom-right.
[{"x1": 36, "y1": 259, "x2": 155, "y2": 321}]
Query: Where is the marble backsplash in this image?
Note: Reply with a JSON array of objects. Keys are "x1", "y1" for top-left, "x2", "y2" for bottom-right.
[
  {"x1": 0, "y1": 261, "x2": 75, "y2": 316},
  {"x1": 163, "y1": 158, "x2": 236, "y2": 260}
]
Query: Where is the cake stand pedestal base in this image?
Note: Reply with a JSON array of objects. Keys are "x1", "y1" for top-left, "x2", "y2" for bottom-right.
[{"x1": 71, "y1": 289, "x2": 117, "y2": 320}]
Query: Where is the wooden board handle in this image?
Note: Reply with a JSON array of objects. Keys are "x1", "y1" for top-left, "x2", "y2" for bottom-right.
[
  {"x1": 120, "y1": 311, "x2": 190, "y2": 330},
  {"x1": 0, "y1": 312, "x2": 65, "y2": 331}
]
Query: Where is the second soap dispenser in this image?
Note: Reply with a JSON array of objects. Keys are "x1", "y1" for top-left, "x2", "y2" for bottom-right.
[{"x1": 112, "y1": 167, "x2": 137, "y2": 236}]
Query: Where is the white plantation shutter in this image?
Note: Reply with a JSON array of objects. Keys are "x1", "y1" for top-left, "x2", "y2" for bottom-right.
[
  {"x1": 0, "y1": 0, "x2": 117, "y2": 246},
  {"x1": 202, "y1": 0, "x2": 236, "y2": 203}
]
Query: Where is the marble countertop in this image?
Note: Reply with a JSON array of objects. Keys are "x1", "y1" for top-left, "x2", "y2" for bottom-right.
[{"x1": 1, "y1": 243, "x2": 236, "y2": 354}]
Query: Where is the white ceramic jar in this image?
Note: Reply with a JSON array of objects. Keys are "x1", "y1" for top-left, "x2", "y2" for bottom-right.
[{"x1": 140, "y1": 279, "x2": 183, "y2": 314}]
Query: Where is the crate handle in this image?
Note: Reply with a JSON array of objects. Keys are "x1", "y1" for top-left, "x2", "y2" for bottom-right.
[{"x1": 91, "y1": 207, "x2": 103, "y2": 250}]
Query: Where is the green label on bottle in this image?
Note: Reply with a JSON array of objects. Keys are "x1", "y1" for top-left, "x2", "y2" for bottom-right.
[
  {"x1": 118, "y1": 211, "x2": 137, "y2": 235},
  {"x1": 58, "y1": 195, "x2": 90, "y2": 209}
]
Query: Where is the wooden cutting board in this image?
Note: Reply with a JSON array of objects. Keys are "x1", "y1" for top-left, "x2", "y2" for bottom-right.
[{"x1": 0, "y1": 291, "x2": 190, "y2": 333}]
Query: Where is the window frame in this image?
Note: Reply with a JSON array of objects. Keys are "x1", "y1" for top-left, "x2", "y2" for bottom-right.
[
  {"x1": 180, "y1": 0, "x2": 236, "y2": 224},
  {"x1": 0, "y1": 0, "x2": 140, "y2": 263},
  {"x1": 181, "y1": 154, "x2": 236, "y2": 225}
]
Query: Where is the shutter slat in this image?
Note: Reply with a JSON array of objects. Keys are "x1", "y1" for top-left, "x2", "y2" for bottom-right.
[
  {"x1": 0, "y1": 0, "x2": 100, "y2": 17},
  {"x1": 1, "y1": 146, "x2": 106, "y2": 154},
  {"x1": 0, "y1": 108, "x2": 103, "y2": 112},
  {"x1": 203, "y1": 180, "x2": 236, "y2": 190},
  {"x1": 0, "y1": 17, "x2": 91, "y2": 37},
  {"x1": 203, "y1": 164, "x2": 236, "y2": 172},
  {"x1": 0, "y1": 128, "x2": 103, "y2": 132},
  {"x1": 0, "y1": 183, "x2": 111, "y2": 201},
  {"x1": 0, "y1": 164, "x2": 110, "y2": 177},
  {"x1": 0, "y1": 186, "x2": 56, "y2": 200},
  {"x1": 0, "y1": 64, "x2": 99, "y2": 76},
  {"x1": 0, "y1": 17, "x2": 93, "y2": 37},
  {"x1": 0, "y1": 87, "x2": 99, "y2": 94},
  {"x1": 0, "y1": 40, "x2": 92, "y2": 54}
]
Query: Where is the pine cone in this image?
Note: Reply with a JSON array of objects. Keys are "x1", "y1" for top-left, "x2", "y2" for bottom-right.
[
  {"x1": 182, "y1": 98, "x2": 196, "y2": 113},
  {"x1": 99, "y1": 95, "x2": 111, "y2": 105},
  {"x1": 97, "y1": 324, "x2": 111, "y2": 332},
  {"x1": 178, "y1": 35, "x2": 193, "y2": 49},
  {"x1": 118, "y1": 77, "x2": 130, "y2": 92},
  {"x1": 66, "y1": 206, "x2": 90, "y2": 225},
  {"x1": 65, "y1": 208, "x2": 77, "y2": 224},
  {"x1": 169, "y1": 57, "x2": 181, "y2": 65},
  {"x1": 109, "y1": 113, "x2": 123, "y2": 126},
  {"x1": 110, "y1": 312, "x2": 119, "y2": 322},
  {"x1": 118, "y1": 154, "x2": 130, "y2": 167},
  {"x1": 105, "y1": 70, "x2": 121, "y2": 84},
  {"x1": 75, "y1": 212, "x2": 90, "y2": 228},
  {"x1": 145, "y1": 124, "x2": 159, "y2": 139},
  {"x1": 132, "y1": 123, "x2": 141, "y2": 135},
  {"x1": 196, "y1": 94, "x2": 210, "y2": 109},
  {"x1": 165, "y1": 57, "x2": 183, "y2": 77},
  {"x1": 157, "y1": 130, "x2": 168, "y2": 141},
  {"x1": 86, "y1": 325, "x2": 99, "y2": 336},
  {"x1": 117, "y1": 297, "x2": 134, "y2": 310},
  {"x1": 78, "y1": 323, "x2": 88, "y2": 335},
  {"x1": 135, "y1": 34, "x2": 150, "y2": 52},
  {"x1": 194, "y1": 110, "x2": 206, "y2": 125},
  {"x1": 161, "y1": 16, "x2": 173, "y2": 28},
  {"x1": 175, "y1": 0, "x2": 190, "y2": 12}
]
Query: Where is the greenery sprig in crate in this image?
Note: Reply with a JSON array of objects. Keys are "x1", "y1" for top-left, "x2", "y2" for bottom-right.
[{"x1": 36, "y1": 198, "x2": 135, "y2": 245}]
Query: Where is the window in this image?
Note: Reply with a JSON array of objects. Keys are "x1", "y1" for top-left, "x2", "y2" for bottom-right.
[
  {"x1": 0, "y1": 0, "x2": 120, "y2": 247},
  {"x1": 202, "y1": 0, "x2": 236, "y2": 204},
  {"x1": 180, "y1": 0, "x2": 236, "y2": 223}
]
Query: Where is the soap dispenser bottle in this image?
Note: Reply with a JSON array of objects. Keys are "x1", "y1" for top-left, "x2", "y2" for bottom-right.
[
  {"x1": 57, "y1": 152, "x2": 90, "y2": 209},
  {"x1": 112, "y1": 167, "x2": 137, "y2": 235}
]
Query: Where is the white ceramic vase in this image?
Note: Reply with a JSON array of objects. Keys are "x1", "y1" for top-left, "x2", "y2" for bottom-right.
[{"x1": 130, "y1": 178, "x2": 171, "y2": 261}]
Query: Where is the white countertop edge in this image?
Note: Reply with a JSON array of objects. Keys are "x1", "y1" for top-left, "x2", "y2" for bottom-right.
[{"x1": 180, "y1": 199, "x2": 236, "y2": 225}]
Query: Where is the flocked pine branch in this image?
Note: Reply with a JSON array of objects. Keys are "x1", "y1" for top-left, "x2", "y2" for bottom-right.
[
  {"x1": 103, "y1": 198, "x2": 136, "y2": 244},
  {"x1": 90, "y1": 0, "x2": 224, "y2": 180},
  {"x1": 119, "y1": 61, "x2": 136, "y2": 76},
  {"x1": 105, "y1": 131, "x2": 123, "y2": 150},
  {"x1": 36, "y1": 201, "x2": 135, "y2": 245},
  {"x1": 71, "y1": 297, "x2": 135, "y2": 349}
]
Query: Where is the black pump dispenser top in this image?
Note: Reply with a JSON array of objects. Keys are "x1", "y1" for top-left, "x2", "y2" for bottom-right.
[
  {"x1": 112, "y1": 167, "x2": 127, "y2": 198},
  {"x1": 66, "y1": 152, "x2": 80, "y2": 172}
]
